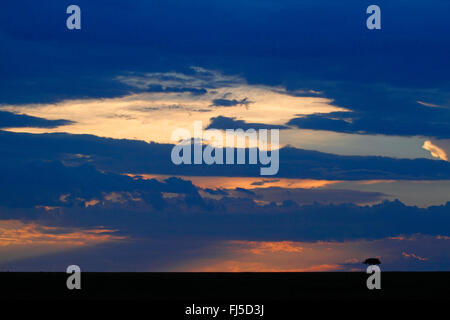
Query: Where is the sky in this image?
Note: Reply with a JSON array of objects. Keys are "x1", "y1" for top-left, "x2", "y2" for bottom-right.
[{"x1": 0, "y1": 0, "x2": 449, "y2": 271}]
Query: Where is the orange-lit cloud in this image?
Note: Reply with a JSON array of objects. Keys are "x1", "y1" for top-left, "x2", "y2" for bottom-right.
[
  {"x1": 229, "y1": 240, "x2": 304, "y2": 254},
  {"x1": 0, "y1": 220, "x2": 125, "y2": 246},
  {"x1": 357, "y1": 180, "x2": 396, "y2": 185},
  {"x1": 172, "y1": 240, "x2": 354, "y2": 272},
  {"x1": 0, "y1": 220, "x2": 126, "y2": 264},
  {"x1": 0, "y1": 69, "x2": 433, "y2": 160},
  {"x1": 0, "y1": 69, "x2": 344, "y2": 145},
  {"x1": 128, "y1": 174, "x2": 338, "y2": 190},
  {"x1": 186, "y1": 260, "x2": 342, "y2": 272},
  {"x1": 422, "y1": 140, "x2": 448, "y2": 161},
  {"x1": 170, "y1": 235, "x2": 450, "y2": 272},
  {"x1": 402, "y1": 252, "x2": 428, "y2": 261}
]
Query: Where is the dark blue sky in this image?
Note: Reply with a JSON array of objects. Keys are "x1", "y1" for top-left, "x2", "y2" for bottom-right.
[{"x1": 0, "y1": 1, "x2": 449, "y2": 271}]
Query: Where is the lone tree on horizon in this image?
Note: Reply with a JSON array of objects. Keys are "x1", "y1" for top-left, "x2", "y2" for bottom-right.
[{"x1": 363, "y1": 258, "x2": 381, "y2": 265}]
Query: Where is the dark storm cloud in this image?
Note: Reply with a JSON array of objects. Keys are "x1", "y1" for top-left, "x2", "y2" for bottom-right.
[
  {"x1": 0, "y1": 237, "x2": 211, "y2": 272},
  {"x1": 0, "y1": 145, "x2": 447, "y2": 243},
  {"x1": 0, "y1": 134, "x2": 446, "y2": 249},
  {"x1": 8, "y1": 197, "x2": 450, "y2": 243},
  {"x1": 144, "y1": 85, "x2": 207, "y2": 96},
  {"x1": 3, "y1": 130, "x2": 450, "y2": 180},
  {"x1": 1, "y1": 0, "x2": 448, "y2": 118},
  {"x1": 234, "y1": 187, "x2": 255, "y2": 196},
  {"x1": 206, "y1": 116, "x2": 288, "y2": 130},
  {"x1": 0, "y1": 141, "x2": 389, "y2": 222},
  {"x1": 203, "y1": 188, "x2": 228, "y2": 196},
  {"x1": 0, "y1": 0, "x2": 449, "y2": 272},
  {"x1": 226, "y1": 187, "x2": 386, "y2": 206},
  {"x1": 250, "y1": 179, "x2": 280, "y2": 186},
  {"x1": 287, "y1": 85, "x2": 450, "y2": 138},
  {"x1": 210, "y1": 98, "x2": 252, "y2": 107},
  {"x1": 0, "y1": 111, "x2": 73, "y2": 129},
  {"x1": 0, "y1": 158, "x2": 200, "y2": 210}
]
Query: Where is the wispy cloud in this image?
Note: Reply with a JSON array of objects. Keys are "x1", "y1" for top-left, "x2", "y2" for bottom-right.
[
  {"x1": 402, "y1": 252, "x2": 428, "y2": 261},
  {"x1": 417, "y1": 101, "x2": 450, "y2": 109},
  {"x1": 0, "y1": 220, "x2": 126, "y2": 264}
]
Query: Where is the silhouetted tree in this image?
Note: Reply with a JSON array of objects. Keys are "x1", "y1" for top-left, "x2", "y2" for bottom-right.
[{"x1": 363, "y1": 258, "x2": 381, "y2": 265}]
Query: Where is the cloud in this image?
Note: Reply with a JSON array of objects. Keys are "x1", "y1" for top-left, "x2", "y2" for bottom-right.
[
  {"x1": 416, "y1": 101, "x2": 450, "y2": 109},
  {"x1": 422, "y1": 140, "x2": 449, "y2": 161},
  {"x1": 402, "y1": 252, "x2": 428, "y2": 261},
  {"x1": 5, "y1": 65, "x2": 449, "y2": 160},
  {"x1": 234, "y1": 187, "x2": 255, "y2": 196},
  {"x1": 0, "y1": 220, "x2": 125, "y2": 247},
  {"x1": 4, "y1": 232, "x2": 448, "y2": 271},
  {"x1": 203, "y1": 188, "x2": 228, "y2": 196},
  {"x1": 4, "y1": 130, "x2": 450, "y2": 181},
  {"x1": 0, "y1": 138, "x2": 447, "y2": 244},
  {"x1": 1, "y1": 1, "x2": 448, "y2": 145},
  {"x1": 139, "y1": 175, "x2": 337, "y2": 190},
  {"x1": 173, "y1": 235, "x2": 450, "y2": 272},
  {"x1": 2, "y1": 230, "x2": 449, "y2": 271},
  {"x1": 0, "y1": 111, "x2": 73, "y2": 129},
  {"x1": 116, "y1": 67, "x2": 244, "y2": 91},
  {"x1": 206, "y1": 116, "x2": 288, "y2": 130},
  {"x1": 181, "y1": 261, "x2": 342, "y2": 272},
  {"x1": 229, "y1": 240, "x2": 304, "y2": 254},
  {"x1": 250, "y1": 179, "x2": 280, "y2": 186},
  {"x1": 225, "y1": 186, "x2": 386, "y2": 206},
  {"x1": 0, "y1": 157, "x2": 202, "y2": 210},
  {"x1": 287, "y1": 103, "x2": 450, "y2": 138},
  {"x1": 4, "y1": 195, "x2": 449, "y2": 244},
  {"x1": 0, "y1": 0, "x2": 449, "y2": 272},
  {"x1": 210, "y1": 97, "x2": 252, "y2": 107},
  {"x1": 143, "y1": 86, "x2": 208, "y2": 96},
  {"x1": 0, "y1": 220, "x2": 125, "y2": 265},
  {"x1": 0, "y1": 68, "x2": 340, "y2": 144},
  {"x1": 287, "y1": 112, "x2": 354, "y2": 133}
]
